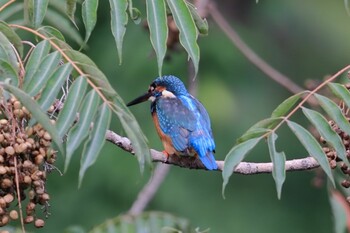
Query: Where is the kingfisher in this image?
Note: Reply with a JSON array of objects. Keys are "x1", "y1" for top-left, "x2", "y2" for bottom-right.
[{"x1": 127, "y1": 75, "x2": 218, "y2": 170}]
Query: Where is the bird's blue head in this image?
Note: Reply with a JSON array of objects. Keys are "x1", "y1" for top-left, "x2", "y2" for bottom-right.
[{"x1": 127, "y1": 75, "x2": 188, "y2": 106}]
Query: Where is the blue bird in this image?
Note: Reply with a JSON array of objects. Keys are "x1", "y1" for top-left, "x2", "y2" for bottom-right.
[{"x1": 127, "y1": 75, "x2": 218, "y2": 170}]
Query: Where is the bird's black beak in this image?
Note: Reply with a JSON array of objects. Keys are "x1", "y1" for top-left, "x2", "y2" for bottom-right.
[{"x1": 127, "y1": 92, "x2": 152, "y2": 107}]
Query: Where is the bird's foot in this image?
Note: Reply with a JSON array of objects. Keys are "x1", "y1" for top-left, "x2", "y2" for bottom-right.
[{"x1": 162, "y1": 150, "x2": 170, "y2": 163}]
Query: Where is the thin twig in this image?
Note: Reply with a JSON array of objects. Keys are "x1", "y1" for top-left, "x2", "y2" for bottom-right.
[
  {"x1": 14, "y1": 156, "x2": 25, "y2": 233},
  {"x1": 0, "y1": 0, "x2": 15, "y2": 12},
  {"x1": 106, "y1": 130, "x2": 320, "y2": 174},
  {"x1": 208, "y1": 3, "x2": 304, "y2": 95}
]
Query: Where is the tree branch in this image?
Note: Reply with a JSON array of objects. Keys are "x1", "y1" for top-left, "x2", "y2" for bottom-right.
[{"x1": 106, "y1": 130, "x2": 320, "y2": 174}]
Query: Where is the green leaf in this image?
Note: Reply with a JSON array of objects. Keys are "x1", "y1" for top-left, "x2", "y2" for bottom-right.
[
  {"x1": 37, "y1": 63, "x2": 73, "y2": 111},
  {"x1": 24, "y1": 40, "x2": 51, "y2": 88},
  {"x1": 28, "y1": 0, "x2": 49, "y2": 28},
  {"x1": 0, "y1": 59, "x2": 18, "y2": 86},
  {"x1": 267, "y1": 132, "x2": 286, "y2": 199},
  {"x1": 79, "y1": 103, "x2": 111, "y2": 187},
  {"x1": 271, "y1": 92, "x2": 305, "y2": 118},
  {"x1": 302, "y1": 107, "x2": 349, "y2": 166},
  {"x1": 65, "y1": 90, "x2": 100, "y2": 172},
  {"x1": 146, "y1": 0, "x2": 168, "y2": 77},
  {"x1": 315, "y1": 93, "x2": 350, "y2": 137},
  {"x1": 89, "y1": 211, "x2": 192, "y2": 233},
  {"x1": 82, "y1": 0, "x2": 98, "y2": 44},
  {"x1": 166, "y1": 0, "x2": 200, "y2": 77},
  {"x1": 1, "y1": 82, "x2": 64, "y2": 155},
  {"x1": 56, "y1": 76, "x2": 88, "y2": 138},
  {"x1": 0, "y1": 21, "x2": 23, "y2": 58},
  {"x1": 0, "y1": 2, "x2": 23, "y2": 21},
  {"x1": 222, "y1": 137, "x2": 262, "y2": 197},
  {"x1": 25, "y1": 51, "x2": 62, "y2": 96},
  {"x1": 237, "y1": 117, "x2": 281, "y2": 143},
  {"x1": 109, "y1": 0, "x2": 128, "y2": 64},
  {"x1": 186, "y1": 2, "x2": 208, "y2": 35},
  {"x1": 0, "y1": 31, "x2": 18, "y2": 70},
  {"x1": 37, "y1": 26, "x2": 71, "y2": 50},
  {"x1": 328, "y1": 82, "x2": 350, "y2": 110},
  {"x1": 45, "y1": 8, "x2": 84, "y2": 46},
  {"x1": 127, "y1": 0, "x2": 141, "y2": 24},
  {"x1": 66, "y1": 0, "x2": 78, "y2": 25},
  {"x1": 287, "y1": 120, "x2": 334, "y2": 186}
]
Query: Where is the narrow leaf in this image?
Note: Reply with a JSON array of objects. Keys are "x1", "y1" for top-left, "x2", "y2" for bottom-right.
[
  {"x1": 315, "y1": 93, "x2": 350, "y2": 137},
  {"x1": 222, "y1": 137, "x2": 262, "y2": 197},
  {"x1": 237, "y1": 117, "x2": 281, "y2": 143},
  {"x1": 37, "y1": 63, "x2": 73, "y2": 111},
  {"x1": 82, "y1": 0, "x2": 99, "y2": 44},
  {"x1": 0, "y1": 2, "x2": 23, "y2": 21},
  {"x1": 66, "y1": 0, "x2": 78, "y2": 25},
  {"x1": 28, "y1": 0, "x2": 49, "y2": 28},
  {"x1": 186, "y1": 2, "x2": 208, "y2": 35},
  {"x1": 271, "y1": 92, "x2": 305, "y2": 118},
  {"x1": 267, "y1": 132, "x2": 286, "y2": 199},
  {"x1": 302, "y1": 107, "x2": 349, "y2": 166},
  {"x1": 79, "y1": 103, "x2": 111, "y2": 187},
  {"x1": 0, "y1": 59, "x2": 18, "y2": 86},
  {"x1": 329, "y1": 189, "x2": 349, "y2": 233},
  {"x1": 25, "y1": 51, "x2": 62, "y2": 96},
  {"x1": 0, "y1": 31, "x2": 18, "y2": 70},
  {"x1": 1, "y1": 83, "x2": 63, "y2": 154},
  {"x1": 56, "y1": 76, "x2": 88, "y2": 138},
  {"x1": 65, "y1": 90, "x2": 100, "y2": 172},
  {"x1": 0, "y1": 21, "x2": 23, "y2": 58},
  {"x1": 166, "y1": 0, "x2": 200, "y2": 77},
  {"x1": 146, "y1": 0, "x2": 167, "y2": 77},
  {"x1": 24, "y1": 40, "x2": 51, "y2": 88},
  {"x1": 109, "y1": 0, "x2": 128, "y2": 64},
  {"x1": 328, "y1": 82, "x2": 350, "y2": 110},
  {"x1": 287, "y1": 120, "x2": 334, "y2": 186},
  {"x1": 37, "y1": 26, "x2": 71, "y2": 50}
]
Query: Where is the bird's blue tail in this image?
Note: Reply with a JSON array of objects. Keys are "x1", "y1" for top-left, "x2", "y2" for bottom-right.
[{"x1": 199, "y1": 152, "x2": 218, "y2": 170}]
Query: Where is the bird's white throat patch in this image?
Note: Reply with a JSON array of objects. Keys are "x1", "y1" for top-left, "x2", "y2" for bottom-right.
[{"x1": 161, "y1": 90, "x2": 176, "y2": 98}]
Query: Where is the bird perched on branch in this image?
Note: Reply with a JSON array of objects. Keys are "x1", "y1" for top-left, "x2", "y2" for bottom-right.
[{"x1": 127, "y1": 75, "x2": 217, "y2": 170}]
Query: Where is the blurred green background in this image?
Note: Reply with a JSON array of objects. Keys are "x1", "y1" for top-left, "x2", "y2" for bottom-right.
[{"x1": 22, "y1": 1, "x2": 350, "y2": 232}]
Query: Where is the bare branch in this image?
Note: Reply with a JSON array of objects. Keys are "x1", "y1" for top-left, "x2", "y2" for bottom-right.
[{"x1": 106, "y1": 130, "x2": 320, "y2": 174}]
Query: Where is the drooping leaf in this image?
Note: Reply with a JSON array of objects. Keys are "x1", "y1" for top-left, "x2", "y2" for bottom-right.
[
  {"x1": 315, "y1": 93, "x2": 350, "y2": 137},
  {"x1": 267, "y1": 132, "x2": 286, "y2": 199},
  {"x1": 89, "y1": 212, "x2": 192, "y2": 233},
  {"x1": 146, "y1": 0, "x2": 167, "y2": 77},
  {"x1": 23, "y1": 40, "x2": 51, "y2": 88},
  {"x1": 109, "y1": 0, "x2": 128, "y2": 64},
  {"x1": 0, "y1": 2, "x2": 23, "y2": 21},
  {"x1": 237, "y1": 117, "x2": 281, "y2": 143},
  {"x1": 66, "y1": 0, "x2": 78, "y2": 25},
  {"x1": 25, "y1": 51, "x2": 62, "y2": 96},
  {"x1": 82, "y1": 0, "x2": 99, "y2": 44},
  {"x1": 37, "y1": 26, "x2": 71, "y2": 50},
  {"x1": 302, "y1": 107, "x2": 349, "y2": 166},
  {"x1": 222, "y1": 137, "x2": 262, "y2": 197},
  {"x1": 271, "y1": 92, "x2": 306, "y2": 118},
  {"x1": 166, "y1": 0, "x2": 200, "y2": 77},
  {"x1": 45, "y1": 8, "x2": 84, "y2": 46},
  {"x1": 56, "y1": 76, "x2": 88, "y2": 138},
  {"x1": 37, "y1": 63, "x2": 73, "y2": 111},
  {"x1": 1, "y1": 82, "x2": 64, "y2": 155},
  {"x1": 79, "y1": 103, "x2": 111, "y2": 187},
  {"x1": 287, "y1": 120, "x2": 334, "y2": 186},
  {"x1": 65, "y1": 90, "x2": 100, "y2": 172},
  {"x1": 328, "y1": 82, "x2": 350, "y2": 110},
  {"x1": 0, "y1": 31, "x2": 18, "y2": 70},
  {"x1": 186, "y1": 2, "x2": 208, "y2": 35},
  {"x1": 0, "y1": 21, "x2": 23, "y2": 58},
  {"x1": 27, "y1": 0, "x2": 49, "y2": 28},
  {"x1": 0, "y1": 59, "x2": 18, "y2": 86}
]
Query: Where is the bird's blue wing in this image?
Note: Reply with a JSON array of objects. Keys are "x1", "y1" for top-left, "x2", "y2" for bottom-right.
[{"x1": 156, "y1": 97, "x2": 196, "y2": 152}]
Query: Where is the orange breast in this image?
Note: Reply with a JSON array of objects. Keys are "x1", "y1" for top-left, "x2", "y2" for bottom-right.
[{"x1": 152, "y1": 112, "x2": 176, "y2": 155}]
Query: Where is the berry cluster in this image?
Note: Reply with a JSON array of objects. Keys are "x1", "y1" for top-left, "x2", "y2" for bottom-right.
[{"x1": 0, "y1": 97, "x2": 57, "y2": 228}]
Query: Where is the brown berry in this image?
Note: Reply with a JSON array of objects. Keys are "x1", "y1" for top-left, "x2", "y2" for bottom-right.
[
  {"x1": 9, "y1": 210, "x2": 18, "y2": 220},
  {"x1": 34, "y1": 218, "x2": 45, "y2": 228},
  {"x1": 3, "y1": 194, "x2": 14, "y2": 203},
  {"x1": 24, "y1": 215, "x2": 34, "y2": 224},
  {"x1": 4, "y1": 146, "x2": 14, "y2": 156},
  {"x1": 341, "y1": 180, "x2": 350, "y2": 188}
]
